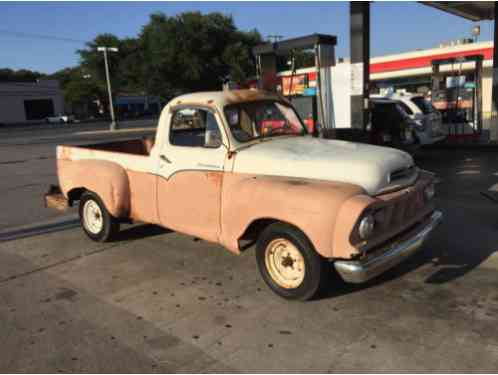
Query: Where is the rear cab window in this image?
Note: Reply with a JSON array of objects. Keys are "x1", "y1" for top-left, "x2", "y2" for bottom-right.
[{"x1": 170, "y1": 107, "x2": 222, "y2": 148}]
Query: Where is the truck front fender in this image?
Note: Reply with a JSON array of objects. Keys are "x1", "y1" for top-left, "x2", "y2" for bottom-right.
[
  {"x1": 221, "y1": 173, "x2": 367, "y2": 258},
  {"x1": 57, "y1": 159, "x2": 130, "y2": 218}
]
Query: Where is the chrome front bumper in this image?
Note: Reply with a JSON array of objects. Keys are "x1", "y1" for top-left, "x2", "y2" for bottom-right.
[{"x1": 334, "y1": 210, "x2": 443, "y2": 284}]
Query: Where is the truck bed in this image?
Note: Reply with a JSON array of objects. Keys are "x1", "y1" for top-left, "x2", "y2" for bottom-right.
[
  {"x1": 74, "y1": 137, "x2": 155, "y2": 156},
  {"x1": 56, "y1": 137, "x2": 156, "y2": 174}
]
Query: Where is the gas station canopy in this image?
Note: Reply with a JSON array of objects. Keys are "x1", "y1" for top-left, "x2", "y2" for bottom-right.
[
  {"x1": 252, "y1": 34, "x2": 337, "y2": 56},
  {"x1": 422, "y1": 1, "x2": 495, "y2": 22}
]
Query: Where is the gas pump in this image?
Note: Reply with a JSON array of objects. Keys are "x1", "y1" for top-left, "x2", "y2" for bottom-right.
[
  {"x1": 431, "y1": 54, "x2": 483, "y2": 139},
  {"x1": 252, "y1": 34, "x2": 337, "y2": 135}
]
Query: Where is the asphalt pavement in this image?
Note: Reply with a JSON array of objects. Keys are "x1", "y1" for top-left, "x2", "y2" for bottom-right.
[
  {"x1": 1, "y1": 130, "x2": 498, "y2": 372},
  {"x1": 0, "y1": 120, "x2": 156, "y2": 230}
]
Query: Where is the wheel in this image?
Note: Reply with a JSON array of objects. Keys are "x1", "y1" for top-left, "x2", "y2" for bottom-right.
[
  {"x1": 79, "y1": 191, "x2": 119, "y2": 242},
  {"x1": 256, "y1": 222, "x2": 326, "y2": 301}
]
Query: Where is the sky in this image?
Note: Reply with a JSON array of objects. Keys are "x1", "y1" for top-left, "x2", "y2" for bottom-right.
[{"x1": 0, "y1": 1, "x2": 494, "y2": 74}]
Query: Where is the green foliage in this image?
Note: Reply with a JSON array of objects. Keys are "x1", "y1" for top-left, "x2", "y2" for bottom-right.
[
  {"x1": 0, "y1": 68, "x2": 46, "y2": 82},
  {"x1": 47, "y1": 66, "x2": 103, "y2": 108}
]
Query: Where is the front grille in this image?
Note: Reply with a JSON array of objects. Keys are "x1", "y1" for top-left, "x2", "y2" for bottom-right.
[{"x1": 375, "y1": 189, "x2": 425, "y2": 232}]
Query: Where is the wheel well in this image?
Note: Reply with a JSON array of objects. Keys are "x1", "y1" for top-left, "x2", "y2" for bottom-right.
[
  {"x1": 67, "y1": 187, "x2": 86, "y2": 206},
  {"x1": 238, "y1": 218, "x2": 277, "y2": 250},
  {"x1": 237, "y1": 218, "x2": 311, "y2": 252}
]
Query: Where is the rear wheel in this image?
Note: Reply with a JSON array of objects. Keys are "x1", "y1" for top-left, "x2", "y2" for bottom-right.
[
  {"x1": 256, "y1": 222, "x2": 326, "y2": 301},
  {"x1": 79, "y1": 191, "x2": 119, "y2": 242}
]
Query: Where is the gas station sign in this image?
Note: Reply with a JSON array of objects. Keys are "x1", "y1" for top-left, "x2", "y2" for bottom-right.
[{"x1": 282, "y1": 74, "x2": 307, "y2": 96}]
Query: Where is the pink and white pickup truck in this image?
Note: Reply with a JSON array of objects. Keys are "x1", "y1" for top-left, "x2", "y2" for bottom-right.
[{"x1": 46, "y1": 89, "x2": 442, "y2": 300}]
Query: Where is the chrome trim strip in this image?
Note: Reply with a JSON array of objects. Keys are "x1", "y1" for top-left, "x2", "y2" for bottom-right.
[{"x1": 334, "y1": 210, "x2": 443, "y2": 284}]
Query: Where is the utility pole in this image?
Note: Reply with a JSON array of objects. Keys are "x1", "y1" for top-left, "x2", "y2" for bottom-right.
[{"x1": 97, "y1": 46, "x2": 119, "y2": 131}]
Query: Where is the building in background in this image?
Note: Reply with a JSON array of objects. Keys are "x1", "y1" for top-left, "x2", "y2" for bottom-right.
[
  {"x1": 0, "y1": 80, "x2": 64, "y2": 124},
  {"x1": 115, "y1": 94, "x2": 163, "y2": 118},
  {"x1": 274, "y1": 39, "x2": 496, "y2": 139}
]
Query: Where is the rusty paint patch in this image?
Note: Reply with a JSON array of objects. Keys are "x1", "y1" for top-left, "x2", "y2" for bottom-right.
[
  {"x1": 285, "y1": 179, "x2": 309, "y2": 186},
  {"x1": 206, "y1": 172, "x2": 223, "y2": 188},
  {"x1": 224, "y1": 89, "x2": 290, "y2": 105}
]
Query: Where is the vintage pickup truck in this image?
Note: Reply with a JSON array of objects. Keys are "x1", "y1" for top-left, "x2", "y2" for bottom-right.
[{"x1": 46, "y1": 89, "x2": 442, "y2": 300}]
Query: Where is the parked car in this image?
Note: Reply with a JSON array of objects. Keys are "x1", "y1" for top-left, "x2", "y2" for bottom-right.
[
  {"x1": 46, "y1": 114, "x2": 75, "y2": 124},
  {"x1": 369, "y1": 98, "x2": 419, "y2": 153},
  {"x1": 45, "y1": 89, "x2": 442, "y2": 300},
  {"x1": 372, "y1": 93, "x2": 446, "y2": 145}
]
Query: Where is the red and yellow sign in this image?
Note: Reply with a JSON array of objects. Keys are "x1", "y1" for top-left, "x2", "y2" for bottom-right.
[{"x1": 282, "y1": 74, "x2": 307, "y2": 96}]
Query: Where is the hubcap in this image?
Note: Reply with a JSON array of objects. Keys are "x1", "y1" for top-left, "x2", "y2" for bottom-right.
[
  {"x1": 264, "y1": 238, "x2": 305, "y2": 289},
  {"x1": 82, "y1": 199, "x2": 103, "y2": 234}
]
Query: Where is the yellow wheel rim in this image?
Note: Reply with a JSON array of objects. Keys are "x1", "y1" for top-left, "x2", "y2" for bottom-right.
[{"x1": 264, "y1": 238, "x2": 305, "y2": 289}]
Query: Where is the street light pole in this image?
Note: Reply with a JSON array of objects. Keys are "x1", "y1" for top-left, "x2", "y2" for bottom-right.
[{"x1": 97, "y1": 46, "x2": 119, "y2": 131}]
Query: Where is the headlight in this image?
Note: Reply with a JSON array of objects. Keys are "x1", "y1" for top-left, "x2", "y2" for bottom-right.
[
  {"x1": 424, "y1": 183, "x2": 435, "y2": 200},
  {"x1": 358, "y1": 214, "x2": 375, "y2": 240}
]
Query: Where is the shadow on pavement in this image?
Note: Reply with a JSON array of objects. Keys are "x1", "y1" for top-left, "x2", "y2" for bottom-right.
[
  {"x1": 0, "y1": 217, "x2": 80, "y2": 242},
  {"x1": 110, "y1": 224, "x2": 172, "y2": 242},
  {"x1": 317, "y1": 150, "x2": 498, "y2": 300}
]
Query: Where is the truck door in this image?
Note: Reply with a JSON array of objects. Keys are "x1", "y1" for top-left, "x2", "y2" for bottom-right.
[{"x1": 156, "y1": 106, "x2": 227, "y2": 243}]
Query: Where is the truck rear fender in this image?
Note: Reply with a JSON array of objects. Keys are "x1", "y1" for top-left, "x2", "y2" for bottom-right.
[{"x1": 57, "y1": 159, "x2": 130, "y2": 218}]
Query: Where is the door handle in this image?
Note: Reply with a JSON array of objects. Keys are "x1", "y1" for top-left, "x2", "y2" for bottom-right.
[{"x1": 160, "y1": 154, "x2": 172, "y2": 163}]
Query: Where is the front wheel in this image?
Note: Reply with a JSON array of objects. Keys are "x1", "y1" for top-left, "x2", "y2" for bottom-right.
[
  {"x1": 256, "y1": 222, "x2": 326, "y2": 301},
  {"x1": 79, "y1": 191, "x2": 119, "y2": 242}
]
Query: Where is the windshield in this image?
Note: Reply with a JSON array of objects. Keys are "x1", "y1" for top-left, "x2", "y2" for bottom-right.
[
  {"x1": 411, "y1": 96, "x2": 435, "y2": 114},
  {"x1": 224, "y1": 101, "x2": 306, "y2": 143}
]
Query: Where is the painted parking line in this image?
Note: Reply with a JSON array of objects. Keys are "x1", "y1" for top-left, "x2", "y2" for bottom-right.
[{"x1": 0, "y1": 214, "x2": 80, "y2": 242}]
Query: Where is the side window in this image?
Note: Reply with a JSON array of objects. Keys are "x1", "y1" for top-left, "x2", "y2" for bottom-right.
[{"x1": 170, "y1": 108, "x2": 222, "y2": 148}]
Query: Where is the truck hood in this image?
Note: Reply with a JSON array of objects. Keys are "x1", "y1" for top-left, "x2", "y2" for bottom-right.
[{"x1": 232, "y1": 136, "x2": 416, "y2": 195}]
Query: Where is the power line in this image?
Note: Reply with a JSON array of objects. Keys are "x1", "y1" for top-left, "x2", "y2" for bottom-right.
[{"x1": 0, "y1": 29, "x2": 87, "y2": 44}]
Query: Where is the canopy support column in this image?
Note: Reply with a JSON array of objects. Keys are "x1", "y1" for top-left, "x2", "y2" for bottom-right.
[{"x1": 350, "y1": 1, "x2": 370, "y2": 131}]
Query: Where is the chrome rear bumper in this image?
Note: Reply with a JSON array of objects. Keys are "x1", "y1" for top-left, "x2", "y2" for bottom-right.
[{"x1": 334, "y1": 210, "x2": 443, "y2": 283}]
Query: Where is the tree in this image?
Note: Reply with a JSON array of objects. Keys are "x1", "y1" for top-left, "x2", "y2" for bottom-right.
[
  {"x1": 47, "y1": 66, "x2": 103, "y2": 117},
  {"x1": 138, "y1": 11, "x2": 262, "y2": 95},
  {"x1": 77, "y1": 33, "x2": 123, "y2": 94},
  {"x1": 223, "y1": 29, "x2": 262, "y2": 85},
  {"x1": 0, "y1": 68, "x2": 45, "y2": 82}
]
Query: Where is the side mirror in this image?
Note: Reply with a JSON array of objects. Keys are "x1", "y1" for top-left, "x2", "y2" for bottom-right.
[{"x1": 205, "y1": 129, "x2": 223, "y2": 148}]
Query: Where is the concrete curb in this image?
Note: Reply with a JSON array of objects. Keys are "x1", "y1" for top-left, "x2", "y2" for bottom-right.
[{"x1": 0, "y1": 118, "x2": 159, "y2": 134}]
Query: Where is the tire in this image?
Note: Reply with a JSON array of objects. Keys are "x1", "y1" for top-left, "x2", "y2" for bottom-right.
[
  {"x1": 256, "y1": 222, "x2": 326, "y2": 301},
  {"x1": 79, "y1": 191, "x2": 119, "y2": 242}
]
